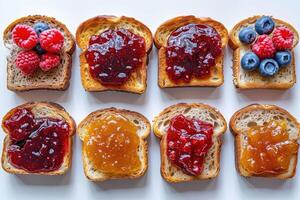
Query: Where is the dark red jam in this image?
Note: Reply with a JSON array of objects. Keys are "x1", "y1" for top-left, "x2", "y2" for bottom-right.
[
  {"x1": 4, "y1": 108, "x2": 70, "y2": 173},
  {"x1": 166, "y1": 115, "x2": 213, "y2": 176},
  {"x1": 166, "y1": 24, "x2": 222, "y2": 82},
  {"x1": 85, "y1": 29, "x2": 146, "y2": 85}
]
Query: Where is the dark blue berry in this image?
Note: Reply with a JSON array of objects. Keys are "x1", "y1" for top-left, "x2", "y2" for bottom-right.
[
  {"x1": 259, "y1": 59, "x2": 279, "y2": 77},
  {"x1": 275, "y1": 51, "x2": 292, "y2": 67},
  {"x1": 34, "y1": 43, "x2": 46, "y2": 55},
  {"x1": 33, "y1": 22, "x2": 50, "y2": 35},
  {"x1": 239, "y1": 27, "x2": 257, "y2": 44},
  {"x1": 255, "y1": 16, "x2": 275, "y2": 35},
  {"x1": 241, "y1": 52, "x2": 260, "y2": 71}
]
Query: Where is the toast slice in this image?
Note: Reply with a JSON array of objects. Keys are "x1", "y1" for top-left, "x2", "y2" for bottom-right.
[
  {"x1": 76, "y1": 16, "x2": 153, "y2": 94},
  {"x1": 3, "y1": 15, "x2": 75, "y2": 91},
  {"x1": 230, "y1": 104, "x2": 300, "y2": 178},
  {"x1": 153, "y1": 103, "x2": 227, "y2": 182},
  {"x1": 78, "y1": 108, "x2": 150, "y2": 181},
  {"x1": 229, "y1": 16, "x2": 299, "y2": 89},
  {"x1": 154, "y1": 16, "x2": 228, "y2": 88},
  {"x1": 1, "y1": 102, "x2": 76, "y2": 175}
]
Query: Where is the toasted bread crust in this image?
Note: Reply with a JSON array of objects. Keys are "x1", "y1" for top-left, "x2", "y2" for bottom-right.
[
  {"x1": 3, "y1": 15, "x2": 76, "y2": 91},
  {"x1": 154, "y1": 16, "x2": 228, "y2": 88},
  {"x1": 153, "y1": 103, "x2": 227, "y2": 182},
  {"x1": 1, "y1": 102, "x2": 76, "y2": 175},
  {"x1": 76, "y1": 16, "x2": 153, "y2": 94},
  {"x1": 78, "y1": 107, "x2": 150, "y2": 181},
  {"x1": 230, "y1": 104, "x2": 300, "y2": 179},
  {"x1": 229, "y1": 16, "x2": 299, "y2": 89}
]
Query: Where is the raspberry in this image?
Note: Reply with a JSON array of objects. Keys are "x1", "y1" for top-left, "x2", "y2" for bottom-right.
[
  {"x1": 15, "y1": 51, "x2": 40, "y2": 75},
  {"x1": 251, "y1": 35, "x2": 276, "y2": 59},
  {"x1": 272, "y1": 26, "x2": 294, "y2": 50},
  {"x1": 39, "y1": 53, "x2": 61, "y2": 71},
  {"x1": 12, "y1": 25, "x2": 38, "y2": 49},
  {"x1": 39, "y1": 29, "x2": 64, "y2": 53}
]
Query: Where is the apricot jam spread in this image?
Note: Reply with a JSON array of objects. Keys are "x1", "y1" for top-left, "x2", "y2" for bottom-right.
[
  {"x1": 83, "y1": 115, "x2": 141, "y2": 174},
  {"x1": 85, "y1": 29, "x2": 146, "y2": 85},
  {"x1": 4, "y1": 108, "x2": 70, "y2": 173},
  {"x1": 166, "y1": 24, "x2": 222, "y2": 83},
  {"x1": 241, "y1": 121, "x2": 298, "y2": 175},
  {"x1": 166, "y1": 115, "x2": 213, "y2": 176}
]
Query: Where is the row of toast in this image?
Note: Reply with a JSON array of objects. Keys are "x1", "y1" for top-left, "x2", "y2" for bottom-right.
[
  {"x1": 1, "y1": 102, "x2": 299, "y2": 182},
  {"x1": 4, "y1": 15, "x2": 299, "y2": 93}
]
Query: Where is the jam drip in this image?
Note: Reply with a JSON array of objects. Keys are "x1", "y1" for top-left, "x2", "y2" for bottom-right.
[
  {"x1": 241, "y1": 121, "x2": 298, "y2": 175},
  {"x1": 166, "y1": 24, "x2": 222, "y2": 82},
  {"x1": 84, "y1": 115, "x2": 141, "y2": 174},
  {"x1": 166, "y1": 115, "x2": 213, "y2": 176},
  {"x1": 4, "y1": 108, "x2": 70, "y2": 173},
  {"x1": 85, "y1": 29, "x2": 146, "y2": 85}
]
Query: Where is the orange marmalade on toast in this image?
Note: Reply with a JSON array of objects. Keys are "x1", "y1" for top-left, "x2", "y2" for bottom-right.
[
  {"x1": 83, "y1": 115, "x2": 141, "y2": 174},
  {"x1": 241, "y1": 120, "x2": 298, "y2": 175}
]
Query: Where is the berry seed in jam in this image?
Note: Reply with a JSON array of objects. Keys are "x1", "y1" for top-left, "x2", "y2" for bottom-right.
[
  {"x1": 85, "y1": 29, "x2": 146, "y2": 85},
  {"x1": 4, "y1": 108, "x2": 70, "y2": 173},
  {"x1": 166, "y1": 24, "x2": 222, "y2": 82},
  {"x1": 166, "y1": 114, "x2": 213, "y2": 176}
]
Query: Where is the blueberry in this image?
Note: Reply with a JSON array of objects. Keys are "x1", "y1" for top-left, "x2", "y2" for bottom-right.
[
  {"x1": 34, "y1": 43, "x2": 45, "y2": 55},
  {"x1": 239, "y1": 27, "x2": 257, "y2": 44},
  {"x1": 255, "y1": 16, "x2": 275, "y2": 35},
  {"x1": 33, "y1": 22, "x2": 50, "y2": 35},
  {"x1": 259, "y1": 59, "x2": 279, "y2": 77},
  {"x1": 241, "y1": 52, "x2": 260, "y2": 71},
  {"x1": 275, "y1": 51, "x2": 292, "y2": 67}
]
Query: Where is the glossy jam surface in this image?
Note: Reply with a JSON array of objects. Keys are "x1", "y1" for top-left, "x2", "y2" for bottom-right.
[
  {"x1": 241, "y1": 121, "x2": 298, "y2": 175},
  {"x1": 166, "y1": 115, "x2": 213, "y2": 176},
  {"x1": 4, "y1": 108, "x2": 70, "y2": 173},
  {"x1": 166, "y1": 24, "x2": 222, "y2": 82},
  {"x1": 85, "y1": 29, "x2": 146, "y2": 85},
  {"x1": 83, "y1": 115, "x2": 141, "y2": 174}
]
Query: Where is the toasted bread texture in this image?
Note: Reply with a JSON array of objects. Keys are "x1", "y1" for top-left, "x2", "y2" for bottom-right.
[
  {"x1": 154, "y1": 16, "x2": 228, "y2": 88},
  {"x1": 76, "y1": 16, "x2": 153, "y2": 94},
  {"x1": 78, "y1": 108, "x2": 150, "y2": 181},
  {"x1": 230, "y1": 104, "x2": 300, "y2": 179},
  {"x1": 153, "y1": 103, "x2": 227, "y2": 182},
  {"x1": 1, "y1": 102, "x2": 76, "y2": 175},
  {"x1": 3, "y1": 15, "x2": 75, "y2": 91},
  {"x1": 229, "y1": 16, "x2": 299, "y2": 89}
]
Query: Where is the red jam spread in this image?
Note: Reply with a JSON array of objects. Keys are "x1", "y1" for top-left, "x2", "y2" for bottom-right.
[
  {"x1": 3, "y1": 108, "x2": 70, "y2": 173},
  {"x1": 85, "y1": 29, "x2": 146, "y2": 85},
  {"x1": 166, "y1": 114, "x2": 213, "y2": 176},
  {"x1": 166, "y1": 24, "x2": 222, "y2": 82},
  {"x1": 241, "y1": 121, "x2": 298, "y2": 175}
]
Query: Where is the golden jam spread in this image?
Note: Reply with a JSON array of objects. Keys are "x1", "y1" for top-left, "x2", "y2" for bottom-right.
[
  {"x1": 83, "y1": 115, "x2": 141, "y2": 174},
  {"x1": 241, "y1": 121, "x2": 298, "y2": 175},
  {"x1": 166, "y1": 24, "x2": 222, "y2": 83}
]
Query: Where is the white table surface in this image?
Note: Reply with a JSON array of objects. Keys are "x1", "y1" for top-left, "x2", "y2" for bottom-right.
[{"x1": 0, "y1": 0, "x2": 300, "y2": 199}]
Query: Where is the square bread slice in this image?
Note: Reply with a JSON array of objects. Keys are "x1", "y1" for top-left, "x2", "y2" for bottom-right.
[
  {"x1": 230, "y1": 104, "x2": 300, "y2": 179},
  {"x1": 3, "y1": 15, "x2": 75, "y2": 91},
  {"x1": 76, "y1": 16, "x2": 153, "y2": 94},
  {"x1": 229, "y1": 16, "x2": 299, "y2": 89},
  {"x1": 77, "y1": 108, "x2": 150, "y2": 181},
  {"x1": 153, "y1": 103, "x2": 227, "y2": 182},
  {"x1": 1, "y1": 102, "x2": 76, "y2": 175},
  {"x1": 154, "y1": 16, "x2": 228, "y2": 88}
]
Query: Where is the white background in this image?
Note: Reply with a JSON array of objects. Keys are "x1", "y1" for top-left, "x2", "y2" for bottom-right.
[{"x1": 0, "y1": 0, "x2": 299, "y2": 199}]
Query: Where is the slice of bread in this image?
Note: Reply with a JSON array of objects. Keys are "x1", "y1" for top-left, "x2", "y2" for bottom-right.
[
  {"x1": 76, "y1": 16, "x2": 153, "y2": 94},
  {"x1": 230, "y1": 104, "x2": 300, "y2": 179},
  {"x1": 3, "y1": 15, "x2": 75, "y2": 91},
  {"x1": 154, "y1": 16, "x2": 228, "y2": 88},
  {"x1": 77, "y1": 108, "x2": 150, "y2": 181},
  {"x1": 1, "y1": 102, "x2": 76, "y2": 175},
  {"x1": 229, "y1": 16, "x2": 299, "y2": 89},
  {"x1": 153, "y1": 103, "x2": 227, "y2": 182}
]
